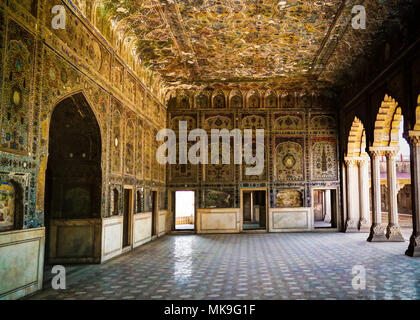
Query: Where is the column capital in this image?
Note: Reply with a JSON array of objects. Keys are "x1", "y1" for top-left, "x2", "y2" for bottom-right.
[
  {"x1": 408, "y1": 130, "x2": 420, "y2": 146},
  {"x1": 384, "y1": 149, "x2": 399, "y2": 158},
  {"x1": 368, "y1": 148, "x2": 382, "y2": 158},
  {"x1": 368, "y1": 146, "x2": 399, "y2": 158},
  {"x1": 358, "y1": 156, "x2": 370, "y2": 166},
  {"x1": 344, "y1": 157, "x2": 358, "y2": 167}
]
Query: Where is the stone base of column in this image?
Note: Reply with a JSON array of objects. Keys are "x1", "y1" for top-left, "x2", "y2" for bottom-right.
[
  {"x1": 345, "y1": 219, "x2": 359, "y2": 232},
  {"x1": 367, "y1": 223, "x2": 387, "y2": 242},
  {"x1": 386, "y1": 223, "x2": 405, "y2": 242},
  {"x1": 405, "y1": 234, "x2": 420, "y2": 257},
  {"x1": 358, "y1": 219, "x2": 370, "y2": 233}
]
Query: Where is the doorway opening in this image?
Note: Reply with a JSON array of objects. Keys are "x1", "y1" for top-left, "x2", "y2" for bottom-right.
[
  {"x1": 151, "y1": 191, "x2": 157, "y2": 236},
  {"x1": 123, "y1": 188, "x2": 133, "y2": 248},
  {"x1": 174, "y1": 191, "x2": 195, "y2": 231},
  {"x1": 242, "y1": 190, "x2": 267, "y2": 230},
  {"x1": 313, "y1": 189, "x2": 337, "y2": 228}
]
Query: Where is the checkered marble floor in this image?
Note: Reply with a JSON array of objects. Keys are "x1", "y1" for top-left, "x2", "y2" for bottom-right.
[{"x1": 30, "y1": 233, "x2": 420, "y2": 300}]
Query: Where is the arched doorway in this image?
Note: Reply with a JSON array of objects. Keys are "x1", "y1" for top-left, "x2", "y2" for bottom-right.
[
  {"x1": 368, "y1": 95, "x2": 412, "y2": 242},
  {"x1": 45, "y1": 93, "x2": 102, "y2": 264},
  {"x1": 344, "y1": 116, "x2": 370, "y2": 232}
]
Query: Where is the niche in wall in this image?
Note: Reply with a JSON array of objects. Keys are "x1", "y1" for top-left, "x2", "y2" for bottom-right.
[
  {"x1": 112, "y1": 188, "x2": 120, "y2": 216},
  {"x1": 46, "y1": 94, "x2": 102, "y2": 219},
  {"x1": 0, "y1": 180, "x2": 23, "y2": 231}
]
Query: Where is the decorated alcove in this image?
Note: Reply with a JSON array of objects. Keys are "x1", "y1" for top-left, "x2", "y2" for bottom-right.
[
  {"x1": 45, "y1": 93, "x2": 102, "y2": 220},
  {"x1": 167, "y1": 88, "x2": 340, "y2": 233},
  {"x1": 43, "y1": 93, "x2": 103, "y2": 263}
]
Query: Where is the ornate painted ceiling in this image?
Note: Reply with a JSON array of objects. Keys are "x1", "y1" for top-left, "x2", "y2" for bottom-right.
[{"x1": 97, "y1": 0, "x2": 407, "y2": 89}]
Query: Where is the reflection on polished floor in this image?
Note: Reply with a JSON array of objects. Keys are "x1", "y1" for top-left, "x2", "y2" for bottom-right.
[{"x1": 30, "y1": 233, "x2": 420, "y2": 300}]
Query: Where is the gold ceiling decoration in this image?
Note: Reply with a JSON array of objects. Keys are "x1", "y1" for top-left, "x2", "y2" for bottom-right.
[{"x1": 94, "y1": 0, "x2": 404, "y2": 89}]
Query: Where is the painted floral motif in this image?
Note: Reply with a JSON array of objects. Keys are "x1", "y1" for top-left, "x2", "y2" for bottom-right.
[
  {"x1": 274, "y1": 115, "x2": 304, "y2": 131},
  {"x1": 276, "y1": 190, "x2": 303, "y2": 208},
  {"x1": 312, "y1": 138, "x2": 338, "y2": 180},
  {"x1": 276, "y1": 141, "x2": 304, "y2": 181},
  {"x1": 203, "y1": 189, "x2": 233, "y2": 209}
]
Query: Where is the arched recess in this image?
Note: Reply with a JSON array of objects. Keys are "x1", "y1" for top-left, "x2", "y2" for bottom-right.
[
  {"x1": 264, "y1": 90, "x2": 278, "y2": 108},
  {"x1": 212, "y1": 90, "x2": 226, "y2": 109},
  {"x1": 247, "y1": 90, "x2": 260, "y2": 108},
  {"x1": 44, "y1": 92, "x2": 103, "y2": 263},
  {"x1": 195, "y1": 91, "x2": 209, "y2": 109},
  {"x1": 229, "y1": 89, "x2": 243, "y2": 109}
]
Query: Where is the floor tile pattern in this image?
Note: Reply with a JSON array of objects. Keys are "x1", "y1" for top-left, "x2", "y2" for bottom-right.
[{"x1": 31, "y1": 232, "x2": 420, "y2": 300}]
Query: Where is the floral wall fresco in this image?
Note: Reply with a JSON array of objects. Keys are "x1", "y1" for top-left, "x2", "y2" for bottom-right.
[{"x1": 168, "y1": 88, "x2": 339, "y2": 209}]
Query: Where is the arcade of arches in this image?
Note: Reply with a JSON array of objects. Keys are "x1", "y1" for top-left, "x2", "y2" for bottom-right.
[{"x1": 1, "y1": 0, "x2": 420, "y2": 300}]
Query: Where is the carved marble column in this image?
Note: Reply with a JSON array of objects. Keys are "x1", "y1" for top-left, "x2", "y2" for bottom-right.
[
  {"x1": 406, "y1": 133, "x2": 420, "y2": 256},
  {"x1": 367, "y1": 150, "x2": 386, "y2": 241},
  {"x1": 385, "y1": 149, "x2": 405, "y2": 241},
  {"x1": 358, "y1": 157, "x2": 370, "y2": 232},
  {"x1": 345, "y1": 158, "x2": 359, "y2": 232}
]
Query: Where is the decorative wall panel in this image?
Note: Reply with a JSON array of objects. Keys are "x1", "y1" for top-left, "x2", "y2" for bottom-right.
[
  {"x1": 124, "y1": 116, "x2": 135, "y2": 175},
  {"x1": 311, "y1": 137, "x2": 338, "y2": 180},
  {"x1": 276, "y1": 190, "x2": 303, "y2": 208},
  {"x1": 0, "y1": 19, "x2": 35, "y2": 154},
  {"x1": 275, "y1": 138, "x2": 304, "y2": 182},
  {"x1": 111, "y1": 100, "x2": 122, "y2": 173},
  {"x1": 168, "y1": 89, "x2": 338, "y2": 209}
]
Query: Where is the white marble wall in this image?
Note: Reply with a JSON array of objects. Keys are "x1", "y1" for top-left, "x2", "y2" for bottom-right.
[
  {"x1": 101, "y1": 216, "x2": 123, "y2": 262},
  {"x1": 158, "y1": 210, "x2": 168, "y2": 236},
  {"x1": 196, "y1": 208, "x2": 241, "y2": 233},
  {"x1": 269, "y1": 208, "x2": 313, "y2": 232},
  {"x1": 133, "y1": 212, "x2": 152, "y2": 248},
  {"x1": 0, "y1": 228, "x2": 45, "y2": 300}
]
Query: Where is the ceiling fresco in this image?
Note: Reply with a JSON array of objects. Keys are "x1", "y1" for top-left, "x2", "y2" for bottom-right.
[{"x1": 97, "y1": 0, "x2": 409, "y2": 89}]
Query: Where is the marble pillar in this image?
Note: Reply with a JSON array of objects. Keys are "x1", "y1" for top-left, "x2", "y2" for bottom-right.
[
  {"x1": 345, "y1": 158, "x2": 359, "y2": 232},
  {"x1": 358, "y1": 157, "x2": 370, "y2": 232},
  {"x1": 367, "y1": 150, "x2": 387, "y2": 241},
  {"x1": 324, "y1": 190, "x2": 332, "y2": 223},
  {"x1": 406, "y1": 133, "x2": 420, "y2": 256},
  {"x1": 385, "y1": 150, "x2": 405, "y2": 241}
]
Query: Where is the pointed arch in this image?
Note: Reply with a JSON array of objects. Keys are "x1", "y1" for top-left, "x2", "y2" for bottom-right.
[
  {"x1": 347, "y1": 117, "x2": 367, "y2": 157},
  {"x1": 212, "y1": 90, "x2": 226, "y2": 109},
  {"x1": 46, "y1": 92, "x2": 102, "y2": 220},
  {"x1": 264, "y1": 89, "x2": 278, "y2": 108},
  {"x1": 373, "y1": 95, "x2": 403, "y2": 147},
  {"x1": 195, "y1": 91, "x2": 210, "y2": 109},
  {"x1": 247, "y1": 89, "x2": 260, "y2": 108},
  {"x1": 229, "y1": 89, "x2": 243, "y2": 108}
]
